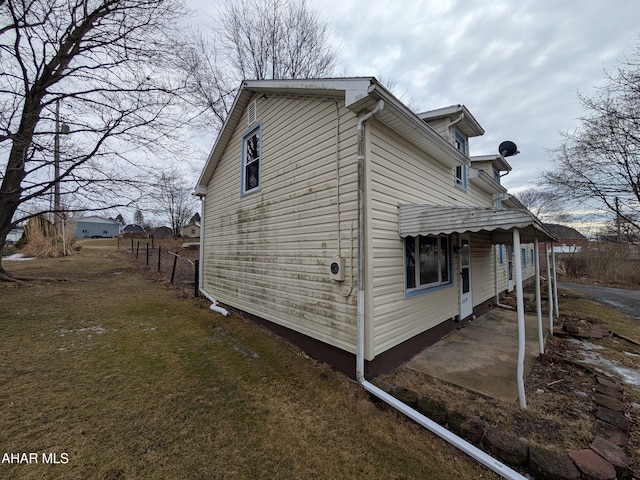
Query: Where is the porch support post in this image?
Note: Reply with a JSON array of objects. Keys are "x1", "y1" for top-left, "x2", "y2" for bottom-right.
[
  {"x1": 545, "y1": 242, "x2": 554, "y2": 335},
  {"x1": 513, "y1": 228, "x2": 527, "y2": 408},
  {"x1": 552, "y1": 246, "x2": 559, "y2": 319},
  {"x1": 534, "y1": 238, "x2": 544, "y2": 355}
]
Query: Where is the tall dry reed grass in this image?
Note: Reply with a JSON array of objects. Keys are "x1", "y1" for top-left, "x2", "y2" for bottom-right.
[{"x1": 21, "y1": 216, "x2": 76, "y2": 258}]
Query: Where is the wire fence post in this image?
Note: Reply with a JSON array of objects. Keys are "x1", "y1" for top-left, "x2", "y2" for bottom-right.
[
  {"x1": 130, "y1": 237, "x2": 134, "y2": 254},
  {"x1": 194, "y1": 260, "x2": 199, "y2": 298},
  {"x1": 157, "y1": 246, "x2": 161, "y2": 272},
  {"x1": 136, "y1": 241, "x2": 140, "y2": 259},
  {"x1": 170, "y1": 254, "x2": 178, "y2": 284},
  {"x1": 146, "y1": 242, "x2": 149, "y2": 265}
]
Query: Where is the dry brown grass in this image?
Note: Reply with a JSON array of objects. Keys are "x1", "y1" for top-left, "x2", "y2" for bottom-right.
[
  {"x1": 0, "y1": 239, "x2": 499, "y2": 480},
  {"x1": 558, "y1": 243, "x2": 640, "y2": 286}
]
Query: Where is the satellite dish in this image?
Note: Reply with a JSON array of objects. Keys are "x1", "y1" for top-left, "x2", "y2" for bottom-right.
[{"x1": 498, "y1": 141, "x2": 519, "y2": 157}]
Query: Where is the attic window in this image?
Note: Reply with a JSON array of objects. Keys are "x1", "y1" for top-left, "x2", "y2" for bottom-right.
[{"x1": 247, "y1": 100, "x2": 257, "y2": 126}]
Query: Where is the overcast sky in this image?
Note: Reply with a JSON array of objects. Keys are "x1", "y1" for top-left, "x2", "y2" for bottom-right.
[{"x1": 186, "y1": 0, "x2": 640, "y2": 195}]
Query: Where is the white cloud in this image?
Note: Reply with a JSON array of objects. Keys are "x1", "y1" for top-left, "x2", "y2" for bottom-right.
[{"x1": 186, "y1": 0, "x2": 640, "y2": 196}]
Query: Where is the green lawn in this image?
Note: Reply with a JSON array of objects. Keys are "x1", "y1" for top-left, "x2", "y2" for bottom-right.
[{"x1": 0, "y1": 240, "x2": 497, "y2": 479}]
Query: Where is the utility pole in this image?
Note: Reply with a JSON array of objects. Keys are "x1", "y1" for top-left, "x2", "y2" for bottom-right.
[
  {"x1": 615, "y1": 196, "x2": 621, "y2": 243},
  {"x1": 54, "y1": 100, "x2": 70, "y2": 254},
  {"x1": 54, "y1": 99, "x2": 61, "y2": 231}
]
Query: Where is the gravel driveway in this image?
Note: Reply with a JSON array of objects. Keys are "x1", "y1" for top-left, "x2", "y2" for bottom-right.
[{"x1": 559, "y1": 282, "x2": 640, "y2": 322}]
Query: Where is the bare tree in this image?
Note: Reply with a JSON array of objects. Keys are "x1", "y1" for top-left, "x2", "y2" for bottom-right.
[
  {"x1": 152, "y1": 165, "x2": 197, "y2": 238},
  {"x1": 516, "y1": 187, "x2": 566, "y2": 221},
  {"x1": 542, "y1": 42, "x2": 640, "y2": 239},
  {"x1": 185, "y1": 0, "x2": 337, "y2": 130},
  {"x1": 133, "y1": 209, "x2": 145, "y2": 226},
  {"x1": 0, "y1": 0, "x2": 193, "y2": 279}
]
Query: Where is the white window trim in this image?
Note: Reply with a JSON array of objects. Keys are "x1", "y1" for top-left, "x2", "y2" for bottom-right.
[
  {"x1": 404, "y1": 235, "x2": 453, "y2": 296},
  {"x1": 455, "y1": 163, "x2": 468, "y2": 190},
  {"x1": 241, "y1": 124, "x2": 261, "y2": 196}
]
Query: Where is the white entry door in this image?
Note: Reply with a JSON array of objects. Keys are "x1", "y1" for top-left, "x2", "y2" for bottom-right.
[{"x1": 459, "y1": 235, "x2": 473, "y2": 320}]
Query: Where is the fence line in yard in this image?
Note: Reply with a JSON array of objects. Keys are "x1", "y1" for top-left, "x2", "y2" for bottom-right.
[{"x1": 118, "y1": 237, "x2": 200, "y2": 297}]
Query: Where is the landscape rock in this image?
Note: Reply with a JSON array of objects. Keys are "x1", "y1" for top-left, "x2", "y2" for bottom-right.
[
  {"x1": 595, "y1": 384, "x2": 624, "y2": 401},
  {"x1": 594, "y1": 393, "x2": 624, "y2": 412},
  {"x1": 529, "y1": 445, "x2": 580, "y2": 480},
  {"x1": 595, "y1": 376, "x2": 622, "y2": 392},
  {"x1": 590, "y1": 435, "x2": 630, "y2": 478},
  {"x1": 389, "y1": 386, "x2": 418, "y2": 407},
  {"x1": 446, "y1": 410, "x2": 484, "y2": 445},
  {"x1": 482, "y1": 426, "x2": 528, "y2": 466},
  {"x1": 592, "y1": 420, "x2": 628, "y2": 447},
  {"x1": 595, "y1": 406, "x2": 630, "y2": 433},
  {"x1": 415, "y1": 396, "x2": 448, "y2": 425},
  {"x1": 568, "y1": 449, "x2": 616, "y2": 480}
]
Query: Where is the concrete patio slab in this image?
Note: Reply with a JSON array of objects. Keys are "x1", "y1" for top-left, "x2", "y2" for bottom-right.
[{"x1": 406, "y1": 308, "x2": 547, "y2": 403}]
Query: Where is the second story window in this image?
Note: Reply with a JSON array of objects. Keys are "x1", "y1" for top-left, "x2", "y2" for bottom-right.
[
  {"x1": 242, "y1": 125, "x2": 261, "y2": 195},
  {"x1": 455, "y1": 164, "x2": 467, "y2": 189},
  {"x1": 453, "y1": 129, "x2": 467, "y2": 190},
  {"x1": 453, "y1": 129, "x2": 467, "y2": 155}
]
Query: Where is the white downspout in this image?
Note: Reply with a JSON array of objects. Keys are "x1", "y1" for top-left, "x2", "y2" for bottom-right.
[
  {"x1": 513, "y1": 229, "x2": 527, "y2": 408},
  {"x1": 198, "y1": 195, "x2": 205, "y2": 291},
  {"x1": 356, "y1": 99, "x2": 384, "y2": 382},
  {"x1": 534, "y1": 238, "x2": 544, "y2": 355},
  {"x1": 355, "y1": 100, "x2": 527, "y2": 480},
  {"x1": 446, "y1": 112, "x2": 465, "y2": 143}
]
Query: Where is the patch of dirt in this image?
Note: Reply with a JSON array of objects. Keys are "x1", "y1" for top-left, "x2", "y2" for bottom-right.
[{"x1": 377, "y1": 318, "x2": 640, "y2": 474}]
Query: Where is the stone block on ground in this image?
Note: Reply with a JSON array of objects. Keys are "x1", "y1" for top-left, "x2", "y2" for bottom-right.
[
  {"x1": 482, "y1": 426, "x2": 528, "y2": 467},
  {"x1": 595, "y1": 384, "x2": 624, "y2": 401},
  {"x1": 446, "y1": 410, "x2": 484, "y2": 445},
  {"x1": 529, "y1": 445, "x2": 580, "y2": 480},
  {"x1": 595, "y1": 375, "x2": 622, "y2": 392},
  {"x1": 415, "y1": 396, "x2": 447, "y2": 425},
  {"x1": 568, "y1": 449, "x2": 616, "y2": 480},
  {"x1": 595, "y1": 406, "x2": 630, "y2": 433},
  {"x1": 592, "y1": 420, "x2": 628, "y2": 447},
  {"x1": 389, "y1": 386, "x2": 418, "y2": 407},
  {"x1": 594, "y1": 393, "x2": 624, "y2": 412},
  {"x1": 591, "y1": 435, "x2": 630, "y2": 478}
]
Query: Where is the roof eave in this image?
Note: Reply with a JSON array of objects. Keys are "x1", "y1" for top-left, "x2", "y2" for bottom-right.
[{"x1": 350, "y1": 82, "x2": 469, "y2": 168}]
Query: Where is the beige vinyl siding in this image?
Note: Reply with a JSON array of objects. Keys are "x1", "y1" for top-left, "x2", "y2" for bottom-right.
[
  {"x1": 422, "y1": 118, "x2": 450, "y2": 140},
  {"x1": 470, "y1": 233, "x2": 496, "y2": 306},
  {"x1": 366, "y1": 121, "x2": 489, "y2": 357},
  {"x1": 495, "y1": 244, "x2": 510, "y2": 293},
  {"x1": 366, "y1": 120, "x2": 525, "y2": 357},
  {"x1": 202, "y1": 95, "x2": 359, "y2": 352}
]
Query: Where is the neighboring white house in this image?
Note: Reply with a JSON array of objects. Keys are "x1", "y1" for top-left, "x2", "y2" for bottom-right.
[
  {"x1": 181, "y1": 223, "x2": 200, "y2": 238},
  {"x1": 196, "y1": 78, "x2": 554, "y2": 378},
  {"x1": 6, "y1": 227, "x2": 24, "y2": 244},
  {"x1": 75, "y1": 216, "x2": 121, "y2": 238}
]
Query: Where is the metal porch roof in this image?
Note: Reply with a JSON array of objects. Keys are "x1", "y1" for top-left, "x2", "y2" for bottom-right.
[{"x1": 398, "y1": 205, "x2": 556, "y2": 244}]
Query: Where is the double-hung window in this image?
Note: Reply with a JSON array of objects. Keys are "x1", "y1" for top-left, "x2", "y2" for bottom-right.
[
  {"x1": 455, "y1": 164, "x2": 467, "y2": 189},
  {"x1": 242, "y1": 125, "x2": 261, "y2": 195},
  {"x1": 405, "y1": 235, "x2": 451, "y2": 292},
  {"x1": 453, "y1": 130, "x2": 468, "y2": 190}
]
